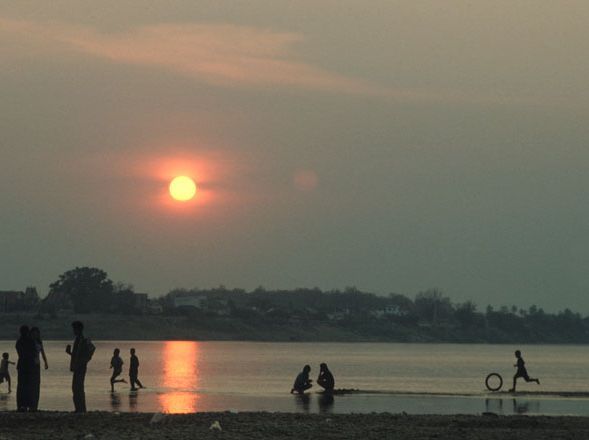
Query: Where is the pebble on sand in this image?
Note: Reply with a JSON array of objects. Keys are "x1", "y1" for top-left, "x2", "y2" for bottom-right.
[
  {"x1": 149, "y1": 413, "x2": 166, "y2": 424},
  {"x1": 209, "y1": 421, "x2": 222, "y2": 431}
]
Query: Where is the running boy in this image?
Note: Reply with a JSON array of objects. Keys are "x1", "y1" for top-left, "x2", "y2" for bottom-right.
[
  {"x1": 509, "y1": 350, "x2": 540, "y2": 392},
  {"x1": 109, "y1": 348, "x2": 127, "y2": 392}
]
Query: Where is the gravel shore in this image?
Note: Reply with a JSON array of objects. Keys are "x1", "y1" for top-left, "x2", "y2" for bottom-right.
[{"x1": 1, "y1": 412, "x2": 589, "y2": 440}]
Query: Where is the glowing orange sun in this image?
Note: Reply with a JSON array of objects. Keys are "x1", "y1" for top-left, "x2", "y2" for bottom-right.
[{"x1": 169, "y1": 176, "x2": 197, "y2": 201}]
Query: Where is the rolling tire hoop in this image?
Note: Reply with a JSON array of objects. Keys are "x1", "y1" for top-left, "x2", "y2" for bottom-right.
[{"x1": 485, "y1": 372, "x2": 503, "y2": 392}]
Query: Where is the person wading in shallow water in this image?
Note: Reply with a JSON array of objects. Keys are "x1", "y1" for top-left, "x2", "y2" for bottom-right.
[
  {"x1": 66, "y1": 321, "x2": 95, "y2": 413},
  {"x1": 30, "y1": 326, "x2": 49, "y2": 411},
  {"x1": 110, "y1": 348, "x2": 127, "y2": 392},
  {"x1": 291, "y1": 365, "x2": 313, "y2": 394},
  {"x1": 317, "y1": 363, "x2": 335, "y2": 393},
  {"x1": 129, "y1": 348, "x2": 145, "y2": 391},
  {"x1": 509, "y1": 350, "x2": 540, "y2": 392}
]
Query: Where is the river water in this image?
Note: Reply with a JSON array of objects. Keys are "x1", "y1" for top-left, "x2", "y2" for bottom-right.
[{"x1": 1, "y1": 341, "x2": 589, "y2": 415}]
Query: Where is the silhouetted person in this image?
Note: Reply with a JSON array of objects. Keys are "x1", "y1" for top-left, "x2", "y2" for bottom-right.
[
  {"x1": 317, "y1": 363, "x2": 335, "y2": 392},
  {"x1": 15, "y1": 325, "x2": 36, "y2": 411},
  {"x1": 129, "y1": 348, "x2": 144, "y2": 391},
  {"x1": 508, "y1": 350, "x2": 540, "y2": 392},
  {"x1": 290, "y1": 365, "x2": 312, "y2": 394},
  {"x1": 110, "y1": 348, "x2": 127, "y2": 392},
  {"x1": 0, "y1": 352, "x2": 15, "y2": 393},
  {"x1": 30, "y1": 327, "x2": 48, "y2": 411},
  {"x1": 66, "y1": 321, "x2": 95, "y2": 412}
]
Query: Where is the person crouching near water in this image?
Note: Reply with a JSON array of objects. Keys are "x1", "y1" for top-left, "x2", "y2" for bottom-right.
[
  {"x1": 110, "y1": 348, "x2": 127, "y2": 392},
  {"x1": 291, "y1": 365, "x2": 312, "y2": 394},
  {"x1": 317, "y1": 363, "x2": 335, "y2": 393},
  {"x1": 508, "y1": 350, "x2": 540, "y2": 392}
]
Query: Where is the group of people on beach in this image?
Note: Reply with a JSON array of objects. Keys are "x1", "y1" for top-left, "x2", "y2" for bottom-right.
[
  {"x1": 7, "y1": 326, "x2": 49, "y2": 411},
  {"x1": 1, "y1": 323, "x2": 542, "y2": 412},
  {"x1": 6, "y1": 321, "x2": 96, "y2": 412},
  {"x1": 1, "y1": 321, "x2": 146, "y2": 413},
  {"x1": 291, "y1": 363, "x2": 335, "y2": 394}
]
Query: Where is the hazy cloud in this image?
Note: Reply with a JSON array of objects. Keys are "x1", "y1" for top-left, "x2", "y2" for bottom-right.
[
  {"x1": 0, "y1": 19, "x2": 384, "y2": 95},
  {"x1": 0, "y1": 18, "x2": 525, "y2": 104}
]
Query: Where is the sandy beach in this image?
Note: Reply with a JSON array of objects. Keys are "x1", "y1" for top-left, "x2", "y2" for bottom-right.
[{"x1": 1, "y1": 412, "x2": 589, "y2": 440}]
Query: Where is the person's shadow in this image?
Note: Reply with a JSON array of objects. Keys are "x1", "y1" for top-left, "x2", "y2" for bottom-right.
[
  {"x1": 294, "y1": 393, "x2": 311, "y2": 412},
  {"x1": 129, "y1": 391, "x2": 139, "y2": 411},
  {"x1": 512, "y1": 399, "x2": 540, "y2": 414},
  {"x1": 484, "y1": 397, "x2": 503, "y2": 414},
  {"x1": 0, "y1": 393, "x2": 9, "y2": 411},
  {"x1": 109, "y1": 392, "x2": 121, "y2": 411},
  {"x1": 318, "y1": 393, "x2": 334, "y2": 413}
]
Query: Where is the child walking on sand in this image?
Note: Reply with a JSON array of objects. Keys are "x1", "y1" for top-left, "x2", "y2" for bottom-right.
[{"x1": 0, "y1": 352, "x2": 15, "y2": 393}]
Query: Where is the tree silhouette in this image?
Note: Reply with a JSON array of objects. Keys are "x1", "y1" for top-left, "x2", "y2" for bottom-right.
[
  {"x1": 414, "y1": 288, "x2": 453, "y2": 325},
  {"x1": 47, "y1": 267, "x2": 114, "y2": 313}
]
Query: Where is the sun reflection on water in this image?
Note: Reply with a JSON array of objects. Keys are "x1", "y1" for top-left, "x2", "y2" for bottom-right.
[{"x1": 159, "y1": 341, "x2": 200, "y2": 413}]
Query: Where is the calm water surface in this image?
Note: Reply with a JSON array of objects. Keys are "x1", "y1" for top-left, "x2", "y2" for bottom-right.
[{"x1": 1, "y1": 341, "x2": 589, "y2": 415}]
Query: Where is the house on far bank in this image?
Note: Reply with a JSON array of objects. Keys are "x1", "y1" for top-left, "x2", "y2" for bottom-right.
[
  {"x1": 0, "y1": 287, "x2": 40, "y2": 312},
  {"x1": 173, "y1": 294, "x2": 207, "y2": 309},
  {"x1": 132, "y1": 293, "x2": 164, "y2": 315},
  {"x1": 115, "y1": 291, "x2": 150, "y2": 314},
  {"x1": 146, "y1": 299, "x2": 163, "y2": 315},
  {"x1": 370, "y1": 305, "x2": 407, "y2": 319},
  {"x1": 0, "y1": 291, "x2": 20, "y2": 312},
  {"x1": 327, "y1": 309, "x2": 350, "y2": 322}
]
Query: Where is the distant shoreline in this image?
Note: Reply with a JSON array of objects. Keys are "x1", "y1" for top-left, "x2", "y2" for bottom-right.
[
  {"x1": 2, "y1": 312, "x2": 589, "y2": 344},
  {"x1": 0, "y1": 412, "x2": 588, "y2": 440}
]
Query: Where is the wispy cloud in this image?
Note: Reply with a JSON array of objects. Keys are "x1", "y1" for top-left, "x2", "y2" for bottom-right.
[
  {"x1": 0, "y1": 18, "x2": 531, "y2": 104},
  {"x1": 0, "y1": 19, "x2": 383, "y2": 95}
]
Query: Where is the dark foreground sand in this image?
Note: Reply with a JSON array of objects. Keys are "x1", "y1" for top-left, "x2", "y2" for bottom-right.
[{"x1": 1, "y1": 412, "x2": 589, "y2": 440}]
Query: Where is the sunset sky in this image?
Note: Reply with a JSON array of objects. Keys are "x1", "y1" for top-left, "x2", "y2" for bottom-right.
[{"x1": 2, "y1": 1, "x2": 589, "y2": 310}]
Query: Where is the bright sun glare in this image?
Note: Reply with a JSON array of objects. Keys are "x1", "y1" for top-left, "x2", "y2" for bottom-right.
[{"x1": 169, "y1": 176, "x2": 197, "y2": 201}]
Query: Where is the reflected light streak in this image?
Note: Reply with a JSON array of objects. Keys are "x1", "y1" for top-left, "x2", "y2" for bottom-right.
[{"x1": 159, "y1": 341, "x2": 200, "y2": 413}]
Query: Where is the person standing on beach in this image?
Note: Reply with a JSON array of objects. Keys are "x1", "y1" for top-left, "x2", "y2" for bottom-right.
[
  {"x1": 66, "y1": 321, "x2": 95, "y2": 412},
  {"x1": 317, "y1": 363, "x2": 335, "y2": 392},
  {"x1": 129, "y1": 348, "x2": 144, "y2": 391},
  {"x1": 0, "y1": 352, "x2": 15, "y2": 393},
  {"x1": 30, "y1": 327, "x2": 49, "y2": 411},
  {"x1": 15, "y1": 325, "x2": 36, "y2": 411},
  {"x1": 110, "y1": 348, "x2": 127, "y2": 392},
  {"x1": 290, "y1": 365, "x2": 312, "y2": 394},
  {"x1": 508, "y1": 350, "x2": 540, "y2": 392}
]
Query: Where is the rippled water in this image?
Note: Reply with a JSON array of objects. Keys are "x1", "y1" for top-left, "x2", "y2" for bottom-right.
[{"x1": 1, "y1": 341, "x2": 589, "y2": 415}]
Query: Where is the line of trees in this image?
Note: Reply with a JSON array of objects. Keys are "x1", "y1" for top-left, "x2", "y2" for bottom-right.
[
  {"x1": 10, "y1": 266, "x2": 589, "y2": 343},
  {"x1": 164, "y1": 286, "x2": 589, "y2": 343}
]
